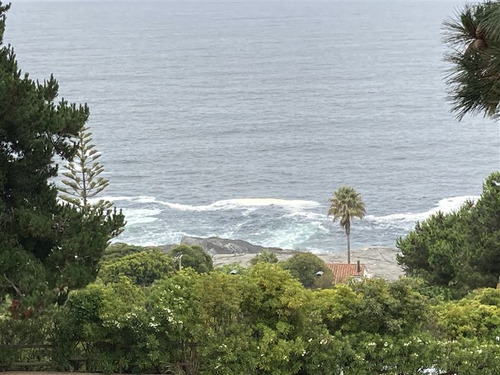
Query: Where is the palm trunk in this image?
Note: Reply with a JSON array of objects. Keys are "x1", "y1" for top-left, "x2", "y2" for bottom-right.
[
  {"x1": 346, "y1": 222, "x2": 351, "y2": 264},
  {"x1": 347, "y1": 232, "x2": 351, "y2": 264}
]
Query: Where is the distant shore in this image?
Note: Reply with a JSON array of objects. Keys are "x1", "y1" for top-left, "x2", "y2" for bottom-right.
[
  {"x1": 166, "y1": 236, "x2": 404, "y2": 281},
  {"x1": 213, "y1": 247, "x2": 403, "y2": 281}
]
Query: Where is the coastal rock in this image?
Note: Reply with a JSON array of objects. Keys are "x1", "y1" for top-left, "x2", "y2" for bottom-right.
[
  {"x1": 161, "y1": 236, "x2": 404, "y2": 281},
  {"x1": 179, "y1": 236, "x2": 284, "y2": 255}
]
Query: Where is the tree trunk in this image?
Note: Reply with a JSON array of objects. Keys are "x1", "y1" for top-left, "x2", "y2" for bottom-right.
[
  {"x1": 346, "y1": 221, "x2": 351, "y2": 264},
  {"x1": 347, "y1": 232, "x2": 351, "y2": 264}
]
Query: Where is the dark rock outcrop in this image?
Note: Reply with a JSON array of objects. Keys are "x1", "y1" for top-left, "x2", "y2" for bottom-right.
[{"x1": 176, "y1": 236, "x2": 284, "y2": 256}]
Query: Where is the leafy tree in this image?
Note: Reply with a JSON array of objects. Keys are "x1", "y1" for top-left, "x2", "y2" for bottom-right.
[
  {"x1": 250, "y1": 249, "x2": 279, "y2": 265},
  {"x1": 396, "y1": 209, "x2": 468, "y2": 287},
  {"x1": 463, "y1": 172, "x2": 500, "y2": 288},
  {"x1": 397, "y1": 172, "x2": 500, "y2": 297},
  {"x1": 444, "y1": 1, "x2": 500, "y2": 119},
  {"x1": 312, "y1": 278, "x2": 430, "y2": 338},
  {"x1": 14, "y1": 262, "x2": 500, "y2": 374},
  {"x1": 193, "y1": 272, "x2": 258, "y2": 374},
  {"x1": 49, "y1": 205, "x2": 124, "y2": 298},
  {"x1": 434, "y1": 290, "x2": 500, "y2": 341},
  {"x1": 214, "y1": 262, "x2": 248, "y2": 275},
  {"x1": 100, "y1": 242, "x2": 160, "y2": 265},
  {"x1": 98, "y1": 250, "x2": 175, "y2": 286},
  {"x1": 241, "y1": 263, "x2": 310, "y2": 375},
  {"x1": 147, "y1": 270, "x2": 202, "y2": 373},
  {"x1": 0, "y1": 4, "x2": 124, "y2": 306},
  {"x1": 168, "y1": 244, "x2": 213, "y2": 273},
  {"x1": 281, "y1": 252, "x2": 333, "y2": 288},
  {"x1": 328, "y1": 186, "x2": 366, "y2": 264},
  {"x1": 350, "y1": 278, "x2": 431, "y2": 336},
  {"x1": 55, "y1": 278, "x2": 149, "y2": 373}
]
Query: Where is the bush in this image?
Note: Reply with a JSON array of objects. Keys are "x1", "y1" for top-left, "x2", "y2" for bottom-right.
[
  {"x1": 98, "y1": 250, "x2": 174, "y2": 286},
  {"x1": 250, "y1": 249, "x2": 279, "y2": 265},
  {"x1": 168, "y1": 244, "x2": 213, "y2": 273},
  {"x1": 281, "y1": 253, "x2": 333, "y2": 288}
]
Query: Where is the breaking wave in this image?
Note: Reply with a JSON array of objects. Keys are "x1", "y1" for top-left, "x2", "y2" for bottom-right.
[
  {"x1": 100, "y1": 196, "x2": 321, "y2": 212},
  {"x1": 366, "y1": 195, "x2": 478, "y2": 229}
]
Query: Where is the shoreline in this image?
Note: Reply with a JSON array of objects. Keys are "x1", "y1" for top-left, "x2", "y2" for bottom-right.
[
  {"x1": 172, "y1": 236, "x2": 404, "y2": 281},
  {"x1": 213, "y1": 246, "x2": 403, "y2": 281}
]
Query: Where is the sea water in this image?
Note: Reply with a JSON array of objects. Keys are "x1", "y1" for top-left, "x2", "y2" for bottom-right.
[{"x1": 6, "y1": 1, "x2": 500, "y2": 252}]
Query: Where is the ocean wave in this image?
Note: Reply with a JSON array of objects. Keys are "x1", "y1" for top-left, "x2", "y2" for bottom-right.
[
  {"x1": 103, "y1": 195, "x2": 480, "y2": 249},
  {"x1": 113, "y1": 230, "x2": 193, "y2": 247},
  {"x1": 283, "y1": 211, "x2": 327, "y2": 220},
  {"x1": 105, "y1": 196, "x2": 321, "y2": 212},
  {"x1": 91, "y1": 195, "x2": 152, "y2": 203},
  {"x1": 366, "y1": 195, "x2": 478, "y2": 224},
  {"x1": 121, "y1": 208, "x2": 162, "y2": 225}
]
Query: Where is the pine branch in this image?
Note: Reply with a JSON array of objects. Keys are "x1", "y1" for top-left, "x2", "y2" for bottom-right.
[{"x1": 58, "y1": 126, "x2": 113, "y2": 214}]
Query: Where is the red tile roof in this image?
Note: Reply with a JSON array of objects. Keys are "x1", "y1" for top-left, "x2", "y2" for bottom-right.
[{"x1": 325, "y1": 263, "x2": 366, "y2": 284}]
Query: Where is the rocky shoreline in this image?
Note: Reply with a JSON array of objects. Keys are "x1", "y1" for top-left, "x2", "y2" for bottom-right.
[{"x1": 163, "y1": 236, "x2": 404, "y2": 281}]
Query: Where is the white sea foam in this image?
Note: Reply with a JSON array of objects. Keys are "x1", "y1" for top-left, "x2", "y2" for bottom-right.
[
  {"x1": 93, "y1": 195, "x2": 152, "y2": 203},
  {"x1": 112, "y1": 230, "x2": 193, "y2": 247},
  {"x1": 263, "y1": 223, "x2": 322, "y2": 249},
  {"x1": 107, "y1": 194, "x2": 480, "y2": 249},
  {"x1": 366, "y1": 195, "x2": 478, "y2": 225},
  {"x1": 283, "y1": 211, "x2": 327, "y2": 220},
  {"x1": 110, "y1": 196, "x2": 321, "y2": 212},
  {"x1": 121, "y1": 208, "x2": 162, "y2": 225}
]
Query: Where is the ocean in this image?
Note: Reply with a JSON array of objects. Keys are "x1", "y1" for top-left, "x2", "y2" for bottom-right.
[{"x1": 6, "y1": 1, "x2": 500, "y2": 252}]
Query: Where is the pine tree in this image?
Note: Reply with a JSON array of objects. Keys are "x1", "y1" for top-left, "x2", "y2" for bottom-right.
[
  {"x1": 59, "y1": 126, "x2": 112, "y2": 213},
  {"x1": 52, "y1": 126, "x2": 125, "y2": 298},
  {"x1": 0, "y1": 3, "x2": 124, "y2": 306}
]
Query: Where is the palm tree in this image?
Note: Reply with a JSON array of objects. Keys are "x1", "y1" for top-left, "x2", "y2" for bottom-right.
[
  {"x1": 444, "y1": 2, "x2": 500, "y2": 119},
  {"x1": 328, "y1": 186, "x2": 366, "y2": 264}
]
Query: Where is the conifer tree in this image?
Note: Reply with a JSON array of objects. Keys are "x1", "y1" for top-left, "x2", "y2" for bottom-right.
[
  {"x1": 0, "y1": 3, "x2": 124, "y2": 306},
  {"x1": 59, "y1": 126, "x2": 112, "y2": 213}
]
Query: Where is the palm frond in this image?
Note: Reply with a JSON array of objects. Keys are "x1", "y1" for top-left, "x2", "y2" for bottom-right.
[
  {"x1": 444, "y1": 1, "x2": 500, "y2": 119},
  {"x1": 328, "y1": 186, "x2": 365, "y2": 231}
]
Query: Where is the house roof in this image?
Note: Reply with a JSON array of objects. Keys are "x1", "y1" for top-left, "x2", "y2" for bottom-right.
[{"x1": 325, "y1": 262, "x2": 366, "y2": 284}]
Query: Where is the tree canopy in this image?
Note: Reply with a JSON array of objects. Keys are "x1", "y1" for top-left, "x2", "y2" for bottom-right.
[
  {"x1": 397, "y1": 172, "x2": 500, "y2": 297},
  {"x1": 281, "y1": 252, "x2": 333, "y2": 288},
  {"x1": 0, "y1": 4, "x2": 124, "y2": 307},
  {"x1": 328, "y1": 186, "x2": 366, "y2": 264},
  {"x1": 168, "y1": 244, "x2": 213, "y2": 273},
  {"x1": 98, "y1": 250, "x2": 174, "y2": 286},
  {"x1": 4, "y1": 258, "x2": 500, "y2": 374},
  {"x1": 250, "y1": 249, "x2": 279, "y2": 265}
]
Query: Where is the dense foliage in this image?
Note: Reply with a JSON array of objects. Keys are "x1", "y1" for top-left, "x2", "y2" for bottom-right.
[
  {"x1": 250, "y1": 249, "x2": 279, "y2": 265},
  {"x1": 98, "y1": 250, "x2": 175, "y2": 286},
  {"x1": 0, "y1": 3, "x2": 124, "y2": 309},
  {"x1": 281, "y1": 252, "x2": 333, "y2": 288},
  {"x1": 397, "y1": 172, "x2": 500, "y2": 297},
  {"x1": 168, "y1": 244, "x2": 214, "y2": 273},
  {"x1": 2, "y1": 255, "x2": 500, "y2": 374}
]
